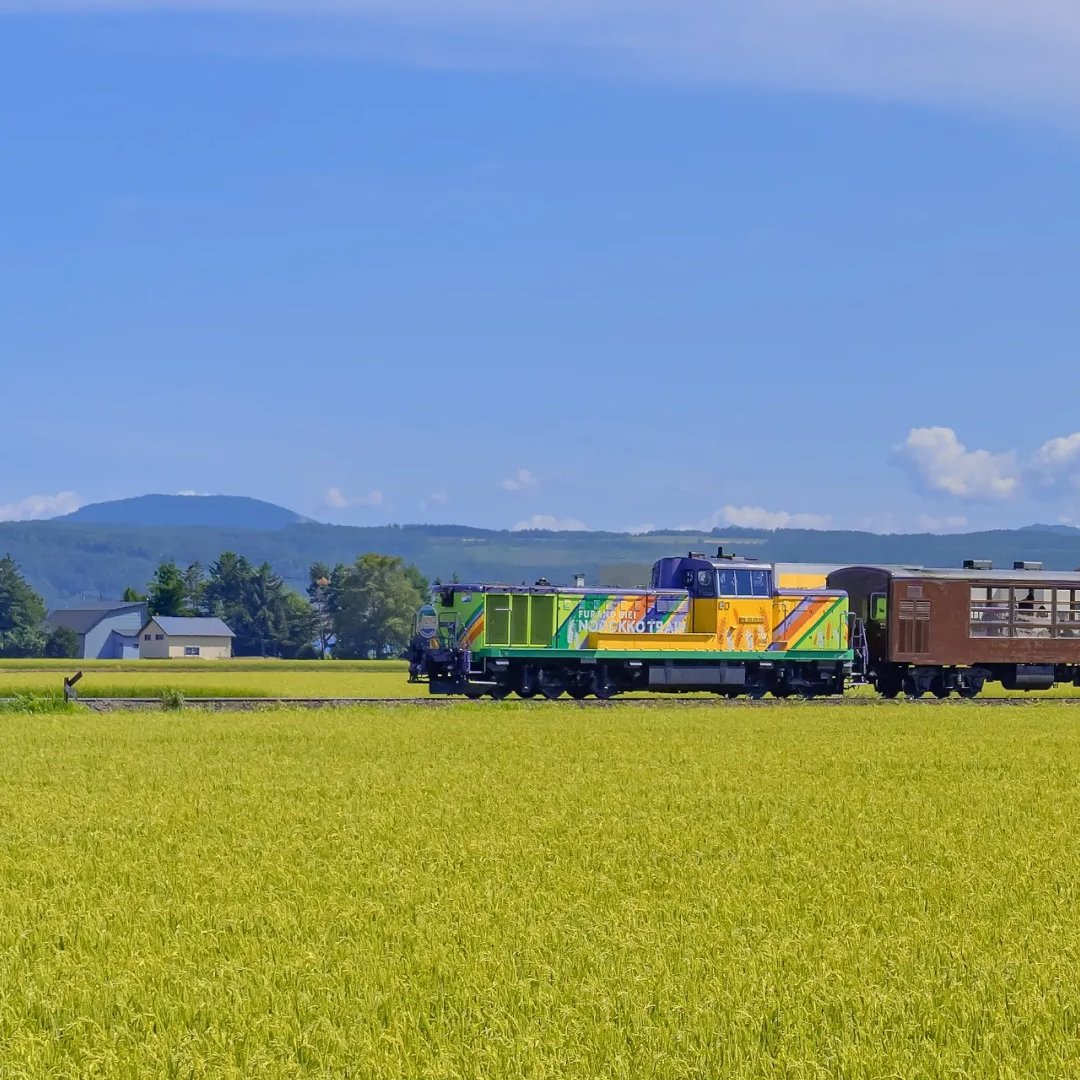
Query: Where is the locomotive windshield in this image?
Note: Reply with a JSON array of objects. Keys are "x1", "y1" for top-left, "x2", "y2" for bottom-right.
[{"x1": 718, "y1": 567, "x2": 772, "y2": 598}]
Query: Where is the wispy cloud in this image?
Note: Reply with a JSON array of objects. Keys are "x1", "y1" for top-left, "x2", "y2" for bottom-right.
[
  {"x1": 0, "y1": 491, "x2": 81, "y2": 522},
  {"x1": 690, "y1": 505, "x2": 831, "y2": 531},
  {"x1": 4, "y1": 1, "x2": 1080, "y2": 112},
  {"x1": 501, "y1": 469, "x2": 538, "y2": 493},
  {"x1": 325, "y1": 486, "x2": 384, "y2": 508},
  {"x1": 512, "y1": 513, "x2": 585, "y2": 532}
]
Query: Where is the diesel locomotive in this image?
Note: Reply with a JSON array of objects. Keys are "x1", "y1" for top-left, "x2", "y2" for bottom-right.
[
  {"x1": 413, "y1": 550, "x2": 852, "y2": 700},
  {"x1": 412, "y1": 551, "x2": 1080, "y2": 700}
]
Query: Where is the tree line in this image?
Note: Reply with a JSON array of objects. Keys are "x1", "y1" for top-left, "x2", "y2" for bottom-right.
[{"x1": 0, "y1": 551, "x2": 430, "y2": 660}]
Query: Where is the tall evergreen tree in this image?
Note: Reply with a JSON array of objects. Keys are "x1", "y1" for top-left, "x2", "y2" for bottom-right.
[
  {"x1": 184, "y1": 562, "x2": 207, "y2": 616},
  {"x1": 147, "y1": 560, "x2": 188, "y2": 617},
  {"x1": 307, "y1": 561, "x2": 333, "y2": 659},
  {"x1": 0, "y1": 554, "x2": 47, "y2": 658}
]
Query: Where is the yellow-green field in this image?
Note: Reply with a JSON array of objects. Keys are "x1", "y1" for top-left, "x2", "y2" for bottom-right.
[
  {"x1": 0, "y1": 660, "x2": 421, "y2": 699},
  {"x1": 1, "y1": 703, "x2": 1080, "y2": 1077},
  {"x1": 3, "y1": 659, "x2": 1078, "y2": 702}
]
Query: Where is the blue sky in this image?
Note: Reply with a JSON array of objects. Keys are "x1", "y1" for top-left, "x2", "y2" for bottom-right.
[{"x1": 3, "y1": 3, "x2": 1080, "y2": 534}]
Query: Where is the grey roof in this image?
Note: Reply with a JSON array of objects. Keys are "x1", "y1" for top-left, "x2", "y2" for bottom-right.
[
  {"x1": 48, "y1": 601, "x2": 146, "y2": 636},
  {"x1": 147, "y1": 616, "x2": 235, "y2": 638},
  {"x1": 836, "y1": 565, "x2": 1080, "y2": 585}
]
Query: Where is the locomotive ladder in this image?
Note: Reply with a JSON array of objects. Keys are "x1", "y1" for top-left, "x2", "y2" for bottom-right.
[{"x1": 848, "y1": 615, "x2": 871, "y2": 684}]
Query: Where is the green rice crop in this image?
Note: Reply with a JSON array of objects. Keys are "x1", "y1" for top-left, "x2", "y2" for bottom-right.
[{"x1": 1, "y1": 703, "x2": 1080, "y2": 1077}]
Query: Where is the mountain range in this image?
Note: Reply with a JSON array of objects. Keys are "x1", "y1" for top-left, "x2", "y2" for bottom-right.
[{"x1": 5, "y1": 494, "x2": 1080, "y2": 605}]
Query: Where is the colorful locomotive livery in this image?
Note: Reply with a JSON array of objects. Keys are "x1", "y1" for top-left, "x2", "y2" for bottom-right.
[{"x1": 417, "y1": 550, "x2": 852, "y2": 700}]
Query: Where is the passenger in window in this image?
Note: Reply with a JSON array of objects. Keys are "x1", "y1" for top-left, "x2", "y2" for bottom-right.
[{"x1": 1018, "y1": 590, "x2": 1036, "y2": 612}]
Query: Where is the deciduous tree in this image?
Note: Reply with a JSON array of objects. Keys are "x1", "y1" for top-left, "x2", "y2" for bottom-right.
[{"x1": 330, "y1": 554, "x2": 428, "y2": 659}]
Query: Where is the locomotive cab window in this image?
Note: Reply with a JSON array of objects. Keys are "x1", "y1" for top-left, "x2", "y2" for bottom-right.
[
  {"x1": 719, "y1": 568, "x2": 772, "y2": 597},
  {"x1": 692, "y1": 569, "x2": 717, "y2": 598}
]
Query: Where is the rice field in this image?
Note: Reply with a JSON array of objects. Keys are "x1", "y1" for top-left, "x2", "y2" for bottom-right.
[
  {"x1": 1, "y1": 703, "x2": 1079, "y2": 1077},
  {"x1": 0, "y1": 661, "x2": 421, "y2": 700}
]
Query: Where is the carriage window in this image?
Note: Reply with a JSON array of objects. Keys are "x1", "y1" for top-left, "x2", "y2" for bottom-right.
[
  {"x1": 970, "y1": 585, "x2": 1011, "y2": 637},
  {"x1": 1056, "y1": 590, "x2": 1080, "y2": 636},
  {"x1": 1014, "y1": 588, "x2": 1052, "y2": 637}
]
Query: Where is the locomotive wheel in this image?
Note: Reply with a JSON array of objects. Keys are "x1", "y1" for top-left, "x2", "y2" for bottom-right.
[
  {"x1": 517, "y1": 668, "x2": 538, "y2": 699},
  {"x1": 567, "y1": 687, "x2": 589, "y2": 700},
  {"x1": 464, "y1": 686, "x2": 485, "y2": 700},
  {"x1": 539, "y1": 672, "x2": 565, "y2": 700},
  {"x1": 958, "y1": 687, "x2": 981, "y2": 699},
  {"x1": 488, "y1": 684, "x2": 511, "y2": 701}
]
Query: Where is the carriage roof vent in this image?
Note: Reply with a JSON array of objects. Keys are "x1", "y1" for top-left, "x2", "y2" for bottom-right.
[
  {"x1": 963, "y1": 559, "x2": 993, "y2": 571},
  {"x1": 1014, "y1": 561, "x2": 1043, "y2": 571}
]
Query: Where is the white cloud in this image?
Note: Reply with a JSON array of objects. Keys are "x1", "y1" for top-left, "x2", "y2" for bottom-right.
[
  {"x1": 1026, "y1": 433, "x2": 1080, "y2": 496},
  {"x1": 501, "y1": 469, "x2": 538, "y2": 493},
  {"x1": 896, "y1": 427, "x2": 1019, "y2": 500},
  {"x1": 7, "y1": 0, "x2": 1080, "y2": 113},
  {"x1": 325, "y1": 486, "x2": 384, "y2": 508},
  {"x1": 512, "y1": 514, "x2": 586, "y2": 532},
  {"x1": 0, "y1": 491, "x2": 82, "y2": 522},
  {"x1": 624, "y1": 523, "x2": 656, "y2": 535},
  {"x1": 175, "y1": 489, "x2": 211, "y2": 496},
  {"x1": 918, "y1": 514, "x2": 969, "y2": 532},
  {"x1": 700, "y1": 505, "x2": 831, "y2": 531}
]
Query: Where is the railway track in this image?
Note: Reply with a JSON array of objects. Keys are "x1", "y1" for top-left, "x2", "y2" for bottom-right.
[{"x1": 55, "y1": 695, "x2": 1080, "y2": 711}]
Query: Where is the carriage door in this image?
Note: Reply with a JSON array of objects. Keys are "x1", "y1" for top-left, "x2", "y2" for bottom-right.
[{"x1": 897, "y1": 584, "x2": 931, "y2": 656}]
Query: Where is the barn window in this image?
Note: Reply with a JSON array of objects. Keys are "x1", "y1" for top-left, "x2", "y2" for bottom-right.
[{"x1": 184, "y1": 646, "x2": 200, "y2": 657}]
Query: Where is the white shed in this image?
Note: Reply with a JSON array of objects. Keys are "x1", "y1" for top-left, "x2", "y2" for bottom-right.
[{"x1": 139, "y1": 616, "x2": 235, "y2": 660}]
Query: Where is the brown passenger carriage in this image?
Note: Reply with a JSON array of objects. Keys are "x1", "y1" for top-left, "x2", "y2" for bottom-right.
[{"x1": 828, "y1": 563, "x2": 1080, "y2": 698}]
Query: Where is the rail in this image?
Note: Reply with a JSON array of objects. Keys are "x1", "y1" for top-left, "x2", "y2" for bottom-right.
[{"x1": 6, "y1": 695, "x2": 1080, "y2": 711}]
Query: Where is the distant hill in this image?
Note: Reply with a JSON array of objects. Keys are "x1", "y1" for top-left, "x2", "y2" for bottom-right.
[
  {"x1": 62, "y1": 494, "x2": 309, "y2": 531},
  {"x1": 8, "y1": 518, "x2": 1080, "y2": 606},
  {"x1": 1019, "y1": 523, "x2": 1080, "y2": 536}
]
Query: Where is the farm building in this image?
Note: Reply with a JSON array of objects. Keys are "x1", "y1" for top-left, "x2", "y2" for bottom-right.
[
  {"x1": 47, "y1": 601, "x2": 148, "y2": 659},
  {"x1": 139, "y1": 616, "x2": 235, "y2": 660}
]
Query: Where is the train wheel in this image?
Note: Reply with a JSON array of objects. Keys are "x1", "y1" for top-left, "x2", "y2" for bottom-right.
[
  {"x1": 489, "y1": 684, "x2": 511, "y2": 701},
  {"x1": 903, "y1": 676, "x2": 925, "y2": 699},
  {"x1": 539, "y1": 671, "x2": 565, "y2": 700},
  {"x1": 931, "y1": 677, "x2": 950, "y2": 700},
  {"x1": 958, "y1": 688, "x2": 980, "y2": 699},
  {"x1": 518, "y1": 668, "x2": 538, "y2": 699}
]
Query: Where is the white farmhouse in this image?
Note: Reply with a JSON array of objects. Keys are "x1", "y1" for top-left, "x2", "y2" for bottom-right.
[{"x1": 139, "y1": 616, "x2": 235, "y2": 660}]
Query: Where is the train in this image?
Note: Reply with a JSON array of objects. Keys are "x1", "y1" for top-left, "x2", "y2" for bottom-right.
[{"x1": 410, "y1": 549, "x2": 1080, "y2": 700}]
